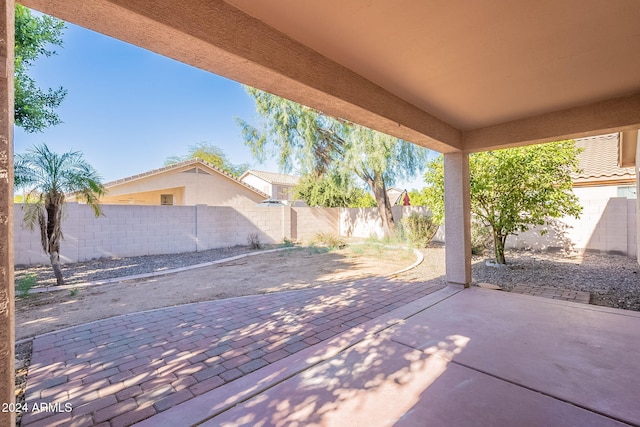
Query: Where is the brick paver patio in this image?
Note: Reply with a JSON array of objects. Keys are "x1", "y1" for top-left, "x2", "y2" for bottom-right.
[
  {"x1": 21, "y1": 277, "x2": 444, "y2": 427},
  {"x1": 510, "y1": 284, "x2": 591, "y2": 304}
]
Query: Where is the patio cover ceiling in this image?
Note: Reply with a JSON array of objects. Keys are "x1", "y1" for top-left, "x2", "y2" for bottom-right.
[{"x1": 20, "y1": 0, "x2": 640, "y2": 153}]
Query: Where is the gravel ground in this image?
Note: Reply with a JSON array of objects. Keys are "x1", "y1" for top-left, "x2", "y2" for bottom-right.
[
  {"x1": 15, "y1": 244, "x2": 279, "y2": 287},
  {"x1": 472, "y1": 250, "x2": 640, "y2": 311},
  {"x1": 14, "y1": 341, "x2": 31, "y2": 427}
]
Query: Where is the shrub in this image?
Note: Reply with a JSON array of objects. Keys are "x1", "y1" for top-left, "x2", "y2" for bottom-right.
[
  {"x1": 471, "y1": 220, "x2": 492, "y2": 255},
  {"x1": 401, "y1": 213, "x2": 439, "y2": 248},
  {"x1": 16, "y1": 274, "x2": 37, "y2": 298},
  {"x1": 312, "y1": 232, "x2": 346, "y2": 250},
  {"x1": 247, "y1": 232, "x2": 262, "y2": 249},
  {"x1": 282, "y1": 237, "x2": 295, "y2": 248}
]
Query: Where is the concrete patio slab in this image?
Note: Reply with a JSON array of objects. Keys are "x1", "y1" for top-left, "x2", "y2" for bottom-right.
[
  {"x1": 208, "y1": 338, "x2": 625, "y2": 427},
  {"x1": 150, "y1": 287, "x2": 640, "y2": 426},
  {"x1": 390, "y1": 289, "x2": 640, "y2": 425}
]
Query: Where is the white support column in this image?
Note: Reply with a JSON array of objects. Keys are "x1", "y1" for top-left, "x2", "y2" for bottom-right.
[
  {"x1": 444, "y1": 152, "x2": 471, "y2": 286},
  {"x1": 0, "y1": 1, "x2": 15, "y2": 425}
]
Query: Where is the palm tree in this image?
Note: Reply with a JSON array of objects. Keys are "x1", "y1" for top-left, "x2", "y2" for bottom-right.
[{"x1": 14, "y1": 143, "x2": 106, "y2": 286}]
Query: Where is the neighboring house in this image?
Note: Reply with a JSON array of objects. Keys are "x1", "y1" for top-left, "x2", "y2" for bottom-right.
[
  {"x1": 70, "y1": 159, "x2": 268, "y2": 206},
  {"x1": 572, "y1": 133, "x2": 636, "y2": 198},
  {"x1": 508, "y1": 132, "x2": 638, "y2": 258},
  {"x1": 386, "y1": 187, "x2": 408, "y2": 206},
  {"x1": 239, "y1": 170, "x2": 300, "y2": 202}
]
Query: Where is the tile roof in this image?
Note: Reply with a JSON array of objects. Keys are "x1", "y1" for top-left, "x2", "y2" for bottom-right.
[
  {"x1": 572, "y1": 133, "x2": 636, "y2": 186},
  {"x1": 386, "y1": 187, "x2": 405, "y2": 205},
  {"x1": 102, "y1": 158, "x2": 269, "y2": 197},
  {"x1": 240, "y1": 170, "x2": 300, "y2": 186}
]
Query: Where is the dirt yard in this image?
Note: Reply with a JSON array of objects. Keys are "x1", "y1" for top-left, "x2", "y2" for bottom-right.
[
  {"x1": 16, "y1": 244, "x2": 640, "y2": 341},
  {"x1": 15, "y1": 245, "x2": 418, "y2": 340}
]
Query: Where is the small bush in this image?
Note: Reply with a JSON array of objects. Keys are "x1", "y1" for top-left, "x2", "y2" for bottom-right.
[
  {"x1": 364, "y1": 226, "x2": 408, "y2": 246},
  {"x1": 401, "y1": 213, "x2": 439, "y2": 248},
  {"x1": 247, "y1": 232, "x2": 262, "y2": 249},
  {"x1": 69, "y1": 287, "x2": 79, "y2": 297},
  {"x1": 312, "y1": 232, "x2": 346, "y2": 250},
  {"x1": 471, "y1": 220, "x2": 492, "y2": 255},
  {"x1": 282, "y1": 237, "x2": 295, "y2": 248},
  {"x1": 16, "y1": 274, "x2": 37, "y2": 298}
]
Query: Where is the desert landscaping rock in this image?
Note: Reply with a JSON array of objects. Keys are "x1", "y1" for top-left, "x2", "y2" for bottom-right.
[
  {"x1": 15, "y1": 245, "x2": 272, "y2": 288},
  {"x1": 472, "y1": 250, "x2": 640, "y2": 311}
]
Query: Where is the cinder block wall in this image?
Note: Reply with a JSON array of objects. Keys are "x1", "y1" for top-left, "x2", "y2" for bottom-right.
[
  {"x1": 292, "y1": 207, "x2": 340, "y2": 242},
  {"x1": 339, "y1": 206, "x2": 431, "y2": 239},
  {"x1": 505, "y1": 197, "x2": 637, "y2": 257},
  {"x1": 14, "y1": 203, "x2": 341, "y2": 265},
  {"x1": 14, "y1": 204, "x2": 198, "y2": 264}
]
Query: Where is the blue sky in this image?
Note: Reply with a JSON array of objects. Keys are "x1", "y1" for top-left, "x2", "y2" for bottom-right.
[{"x1": 15, "y1": 19, "x2": 426, "y2": 189}]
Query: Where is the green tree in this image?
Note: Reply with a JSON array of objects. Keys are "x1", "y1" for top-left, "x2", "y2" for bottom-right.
[
  {"x1": 422, "y1": 141, "x2": 582, "y2": 264},
  {"x1": 238, "y1": 87, "x2": 429, "y2": 236},
  {"x1": 15, "y1": 5, "x2": 67, "y2": 132},
  {"x1": 14, "y1": 144, "x2": 106, "y2": 285},
  {"x1": 407, "y1": 189, "x2": 430, "y2": 206},
  {"x1": 165, "y1": 142, "x2": 249, "y2": 177},
  {"x1": 294, "y1": 172, "x2": 375, "y2": 208}
]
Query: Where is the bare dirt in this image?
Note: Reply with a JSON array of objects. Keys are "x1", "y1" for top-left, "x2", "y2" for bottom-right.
[
  {"x1": 15, "y1": 245, "x2": 418, "y2": 341},
  {"x1": 16, "y1": 245, "x2": 640, "y2": 342}
]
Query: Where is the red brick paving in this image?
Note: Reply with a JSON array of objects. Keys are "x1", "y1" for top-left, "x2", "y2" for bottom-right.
[{"x1": 22, "y1": 277, "x2": 444, "y2": 426}]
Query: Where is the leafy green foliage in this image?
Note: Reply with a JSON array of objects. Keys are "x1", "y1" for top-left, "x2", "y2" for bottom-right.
[
  {"x1": 422, "y1": 141, "x2": 582, "y2": 263},
  {"x1": 281, "y1": 237, "x2": 296, "y2": 248},
  {"x1": 353, "y1": 192, "x2": 377, "y2": 208},
  {"x1": 470, "y1": 218, "x2": 492, "y2": 255},
  {"x1": 237, "y1": 87, "x2": 430, "y2": 236},
  {"x1": 165, "y1": 142, "x2": 249, "y2": 177},
  {"x1": 400, "y1": 213, "x2": 439, "y2": 248},
  {"x1": 14, "y1": 5, "x2": 67, "y2": 132},
  {"x1": 407, "y1": 189, "x2": 430, "y2": 206},
  {"x1": 14, "y1": 144, "x2": 106, "y2": 285},
  {"x1": 16, "y1": 274, "x2": 37, "y2": 298},
  {"x1": 294, "y1": 172, "x2": 375, "y2": 207},
  {"x1": 421, "y1": 158, "x2": 445, "y2": 224}
]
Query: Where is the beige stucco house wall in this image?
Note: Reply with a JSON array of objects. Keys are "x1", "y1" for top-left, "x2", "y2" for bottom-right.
[
  {"x1": 239, "y1": 170, "x2": 299, "y2": 202},
  {"x1": 72, "y1": 159, "x2": 268, "y2": 207}
]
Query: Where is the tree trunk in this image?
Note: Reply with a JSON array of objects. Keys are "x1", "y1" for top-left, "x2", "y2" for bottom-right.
[
  {"x1": 368, "y1": 172, "x2": 395, "y2": 238},
  {"x1": 46, "y1": 196, "x2": 65, "y2": 285},
  {"x1": 492, "y1": 230, "x2": 506, "y2": 264},
  {"x1": 49, "y1": 251, "x2": 65, "y2": 286}
]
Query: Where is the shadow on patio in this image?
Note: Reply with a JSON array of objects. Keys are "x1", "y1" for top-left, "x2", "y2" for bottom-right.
[{"x1": 138, "y1": 286, "x2": 640, "y2": 427}]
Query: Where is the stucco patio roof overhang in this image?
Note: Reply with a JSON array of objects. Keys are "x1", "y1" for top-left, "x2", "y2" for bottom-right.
[
  {"x1": 19, "y1": 0, "x2": 640, "y2": 154},
  {"x1": 2, "y1": 2, "x2": 640, "y2": 424}
]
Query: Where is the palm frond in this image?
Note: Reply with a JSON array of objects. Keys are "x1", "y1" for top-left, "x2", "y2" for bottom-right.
[
  {"x1": 15, "y1": 143, "x2": 106, "y2": 256},
  {"x1": 20, "y1": 196, "x2": 44, "y2": 231}
]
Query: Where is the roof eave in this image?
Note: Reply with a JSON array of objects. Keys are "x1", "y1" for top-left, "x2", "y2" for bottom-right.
[{"x1": 620, "y1": 130, "x2": 638, "y2": 168}]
